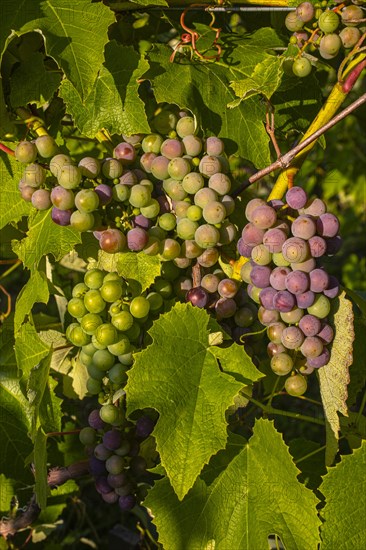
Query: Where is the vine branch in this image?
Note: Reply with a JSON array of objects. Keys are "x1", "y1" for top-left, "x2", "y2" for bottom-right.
[{"x1": 232, "y1": 91, "x2": 366, "y2": 198}]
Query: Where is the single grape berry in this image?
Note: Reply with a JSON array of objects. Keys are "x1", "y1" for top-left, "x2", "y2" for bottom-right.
[
  {"x1": 186, "y1": 286, "x2": 209, "y2": 308},
  {"x1": 292, "y1": 57, "x2": 312, "y2": 78}
]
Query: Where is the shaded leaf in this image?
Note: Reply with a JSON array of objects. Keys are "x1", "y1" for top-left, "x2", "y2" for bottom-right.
[
  {"x1": 14, "y1": 271, "x2": 49, "y2": 334},
  {"x1": 70, "y1": 356, "x2": 89, "y2": 400},
  {"x1": 318, "y1": 292, "x2": 354, "y2": 465},
  {"x1": 126, "y1": 303, "x2": 243, "y2": 499},
  {"x1": 209, "y1": 342, "x2": 264, "y2": 385},
  {"x1": 34, "y1": 428, "x2": 48, "y2": 509},
  {"x1": 0, "y1": 149, "x2": 31, "y2": 229},
  {"x1": 15, "y1": 321, "x2": 50, "y2": 381},
  {"x1": 116, "y1": 251, "x2": 161, "y2": 292}
]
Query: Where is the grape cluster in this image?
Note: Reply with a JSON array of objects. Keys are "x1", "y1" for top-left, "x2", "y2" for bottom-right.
[
  {"x1": 16, "y1": 110, "x2": 237, "y2": 261},
  {"x1": 80, "y1": 405, "x2": 154, "y2": 510},
  {"x1": 285, "y1": 1, "x2": 365, "y2": 77},
  {"x1": 239, "y1": 187, "x2": 341, "y2": 394}
]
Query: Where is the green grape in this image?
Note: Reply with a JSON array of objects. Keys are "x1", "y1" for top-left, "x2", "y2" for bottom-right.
[
  {"x1": 35, "y1": 135, "x2": 58, "y2": 158},
  {"x1": 72, "y1": 282, "x2": 88, "y2": 298},
  {"x1": 82, "y1": 342, "x2": 98, "y2": 356},
  {"x1": 125, "y1": 322, "x2": 141, "y2": 342},
  {"x1": 175, "y1": 201, "x2": 191, "y2": 219},
  {"x1": 108, "y1": 336, "x2": 131, "y2": 356},
  {"x1": 339, "y1": 27, "x2": 361, "y2": 49},
  {"x1": 129, "y1": 184, "x2": 151, "y2": 208},
  {"x1": 306, "y1": 294, "x2": 330, "y2": 318},
  {"x1": 140, "y1": 179, "x2": 154, "y2": 192},
  {"x1": 108, "y1": 363, "x2": 128, "y2": 385},
  {"x1": 87, "y1": 362, "x2": 105, "y2": 380},
  {"x1": 75, "y1": 189, "x2": 99, "y2": 213},
  {"x1": 159, "y1": 213, "x2": 176, "y2": 231},
  {"x1": 176, "y1": 116, "x2": 196, "y2": 137},
  {"x1": 111, "y1": 311, "x2": 134, "y2": 331},
  {"x1": 50, "y1": 154, "x2": 73, "y2": 178},
  {"x1": 142, "y1": 134, "x2": 164, "y2": 154},
  {"x1": 251, "y1": 244, "x2": 272, "y2": 265},
  {"x1": 163, "y1": 179, "x2": 187, "y2": 201},
  {"x1": 66, "y1": 323, "x2": 90, "y2": 346},
  {"x1": 146, "y1": 292, "x2": 164, "y2": 311},
  {"x1": 102, "y1": 158, "x2": 123, "y2": 179},
  {"x1": 153, "y1": 109, "x2": 178, "y2": 134},
  {"x1": 91, "y1": 334, "x2": 106, "y2": 350},
  {"x1": 168, "y1": 157, "x2": 191, "y2": 180},
  {"x1": 143, "y1": 236, "x2": 160, "y2": 256},
  {"x1": 70, "y1": 211, "x2": 94, "y2": 231},
  {"x1": 319, "y1": 33, "x2": 342, "y2": 59},
  {"x1": 104, "y1": 273, "x2": 121, "y2": 283},
  {"x1": 95, "y1": 323, "x2": 118, "y2": 346},
  {"x1": 140, "y1": 199, "x2": 160, "y2": 219},
  {"x1": 78, "y1": 157, "x2": 101, "y2": 179},
  {"x1": 81, "y1": 313, "x2": 103, "y2": 335},
  {"x1": 118, "y1": 350, "x2": 134, "y2": 366},
  {"x1": 186, "y1": 205, "x2": 202, "y2": 222},
  {"x1": 271, "y1": 353, "x2": 293, "y2": 376},
  {"x1": 159, "y1": 238, "x2": 181, "y2": 260},
  {"x1": 292, "y1": 57, "x2": 312, "y2": 77},
  {"x1": 176, "y1": 218, "x2": 198, "y2": 240},
  {"x1": 194, "y1": 187, "x2": 218, "y2": 209},
  {"x1": 202, "y1": 201, "x2": 226, "y2": 224},
  {"x1": 79, "y1": 350, "x2": 93, "y2": 366},
  {"x1": 113, "y1": 184, "x2": 130, "y2": 202},
  {"x1": 182, "y1": 172, "x2": 204, "y2": 194},
  {"x1": 160, "y1": 261, "x2": 181, "y2": 280},
  {"x1": 84, "y1": 290, "x2": 106, "y2": 314},
  {"x1": 100, "y1": 280, "x2": 123, "y2": 303},
  {"x1": 240, "y1": 261, "x2": 253, "y2": 284},
  {"x1": 285, "y1": 12, "x2": 304, "y2": 32},
  {"x1": 130, "y1": 296, "x2": 150, "y2": 318},
  {"x1": 86, "y1": 378, "x2": 102, "y2": 395},
  {"x1": 280, "y1": 308, "x2": 304, "y2": 324},
  {"x1": 79, "y1": 427, "x2": 96, "y2": 446},
  {"x1": 15, "y1": 141, "x2": 37, "y2": 163},
  {"x1": 58, "y1": 164, "x2": 82, "y2": 189},
  {"x1": 67, "y1": 297, "x2": 87, "y2": 318},
  {"x1": 85, "y1": 269, "x2": 104, "y2": 290},
  {"x1": 272, "y1": 252, "x2": 290, "y2": 267},
  {"x1": 285, "y1": 374, "x2": 307, "y2": 396},
  {"x1": 154, "y1": 278, "x2": 173, "y2": 298},
  {"x1": 92, "y1": 349, "x2": 115, "y2": 371},
  {"x1": 23, "y1": 163, "x2": 46, "y2": 187},
  {"x1": 100, "y1": 404, "x2": 122, "y2": 424},
  {"x1": 194, "y1": 224, "x2": 220, "y2": 249}
]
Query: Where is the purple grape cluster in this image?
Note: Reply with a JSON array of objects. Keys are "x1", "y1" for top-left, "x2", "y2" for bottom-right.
[
  {"x1": 81, "y1": 406, "x2": 154, "y2": 510},
  {"x1": 239, "y1": 187, "x2": 341, "y2": 385}
]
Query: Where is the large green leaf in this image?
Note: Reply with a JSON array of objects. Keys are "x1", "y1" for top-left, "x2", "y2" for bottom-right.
[
  {"x1": 60, "y1": 42, "x2": 150, "y2": 137},
  {"x1": 15, "y1": 321, "x2": 50, "y2": 380},
  {"x1": 320, "y1": 443, "x2": 366, "y2": 549},
  {"x1": 12, "y1": 210, "x2": 82, "y2": 271},
  {"x1": 34, "y1": 428, "x2": 48, "y2": 509},
  {"x1": 209, "y1": 342, "x2": 264, "y2": 385},
  {"x1": 96, "y1": 250, "x2": 161, "y2": 292},
  {"x1": 318, "y1": 292, "x2": 354, "y2": 465},
  {"x1": 9, "y1": 51, "x2": 62, "y2": 107},
  {"x1": 1, "y1": 0, "x2": 115, "y2": 101},
  {"x1": 145, "y1": 419, "x2": 321, "y2": 550},
  {"x1": 0, "y1": 150, "x2": 31, "y2": 229},
  {"x1": 126, "y1": 303, "x2": 262, "y2": 500},
  {"x1": 14, "y1": 271, "x2": 50, "y2": 334}
]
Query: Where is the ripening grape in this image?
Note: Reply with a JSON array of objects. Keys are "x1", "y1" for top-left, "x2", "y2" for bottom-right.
[
  {"x1": 75, "y1": 189, "x2": 100, "y2": 213},
  {"x1": 270, "y1": 267, "x2": 291, "y2": 291},
  {"x1": 318, "y1": 11, "x2": 340, "y2": 33},
  {"x1": 31, "y1": 189, "x2": 51, "y2": 210},
  {"x1": 15, "y1": 141, "x2": 37, "y2": 163},
  {"x1": 102, "y1": 158, "x2": 123, "y2": 179},
  {"x1": 215, "y1": 297, "x2": 237, "y2": 319},
  {"x1": 160, "y1": 238, "x2": 181, "y2": 260},
  {"x1": 237, "y1": 239, "x2": 253, "y2": 259},
  {"x1": 341, "y1": 5, "x2": 364, "y2": 26},
  {"x1": 197, "y1": 247, "x2": 219, "y2": 267},
  {"x1": 251, "y1": 205, "x2": 277, "y2": 229},
  {"x1": 219, "y1": 221, "x2": 236, "y2": 245},
  {"x1": 35, "y1": 135, "x2": 58, "y2": 158},
  {"x1": 70, "y1": 210, "x2": 95, "y2": 231},
  {"x1": 194, "y1": 187, "x2": 218, "y2": 209},
  {"x1": 291, "y1": 258, "x2": 316, "y2": 273},
  {"x1": 19, "y1": 184, "x2": 35, "y2": 202},
  {"x1": 23, "y1": 163, "x2": 46, "y2": 187},
  {"x1": 199, "y1": 155, "x2": 221, "y2": 177},
  {"x1": 205, "y1": 136, "x2": 225, "y2": 156},
  {"x1": 242, "y1": 223, "x2": 265, "y2": 247},
  {"x1": 303, "y1": 197, "x2": 326, "y2": 217},
  {"x1": 263, "y1": 228, "x2": 287, "y2": 253},
  {"x1": 181, "y1": 240, "x2": 203, "y2": 259},
  {"x1": 306, "y1": 346, "x2": 330, "y2": 368},
  {"x1": 282, "y1": 237, "x2": 309, "y2": 263},
  {"x1": 217, "y1": 279, "x2": 239, "y2": 299},
  {"x1": 286, "y1": 186, "x2": 307, "y2": 209},
  {"x1": 127, "y1": 228, "x2": 149, "y2": 251},
  {"x1": 339, "y1": 27, "x2": 361, "y2": 49},
  {"x1": 95, "y1": 184, "x2": 113, "y2": 206},
  {"x1": 291, "y1": 215, "x2": 317, "y2": 240},
  {"x1": 100, "y1": 229, "x2": 127, "y2": 254},
  {"x1": 66, "y1": 323, "x2": 90, "y2": 347},
  {"x1": 267, "y1": 321, "x2": 286, "y2": 344},
  {"x1": 285, "y1": 12, "x2": 305, "y2": 32},
  {"x1": 208, "y1": 173, "x2": 231, "y2": 195},
  {"x1": 296, "y1": 2, "x2": 315, "y2": 22},
  {"x1": 95, "y1": 323, "x2": 118, "y2": 347},
  {"x1": 68, "y1": 298, "x2": 88, "y2": 319},
  {"x1": 78, "y1": 157, "x2": 101, "y2": 178},
  {"x1": 319, "y1": 34, "x2": 342, "y2": 59},
  {"x1": 285, "y1": 374, "x2": 307, "y2": 396},
  {"x1": 267, "y1": 342, "x2": 286, "y2": 357},
  {"x1": 281, "y1": 326, "x2": 304, "y2": 349},
  {"x1": 161, "y1": 139, "x2": 184, "y2": 159},
  {"x1": 271, "y1": 353, "x2": 293, "y2": 376},
  {"x1": 258, "y1": 307, "x2": 280, "y2": 325},
  {"x1": 176, "y1": 218, "x2": 198, "y2": 240},
  {"x1": 182, "y1": 135, "x2": 202, "y2": 156},
  {"x1": 114, "y1": 142, "x2": 136, "y2": 164},
  {"x1": 300, "y1": 336, "x2": 324, "y2": 358},
  {"x1": 309, "y1": 268, "x2": 330, "y2": 293},
  {"x1": 308, "y1": 235, "x2": 327, "y2": 258},
  {"x1": 202, "y1": 201, "x2": 226, "y2": 224},
  {"x1": 58, "y1": 164, "x2": 82, "y2": 189},
  {"x1": 325, "y1": 236, "x2": 342, "y2": 255},
  {"x1": 151, "y1": 156, "x2": 170, "y2": 180},
  {"x1": 194, "y1": 224, "x2": 220, "y2": 248},
  {"x1": 113, "y1": 183, "x2": 130, "y2": 202},
  {"x1": 292, "y1": 57, "x2": 312, "y2": 78},
  {"x1": 168, "y1": 157, "x2": 191, "y2": 180},
  {"x1": 285, "y1": 270, "x2": 309, "y2": 295},
  {"x1": 316, "y1": 213, "x2": 340, "y2": 238},
  {"x1": 299, "y1": 314, "x2": 321, "y2": 336}
]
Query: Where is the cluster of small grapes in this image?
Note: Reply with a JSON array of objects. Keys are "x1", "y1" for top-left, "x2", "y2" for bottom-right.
[
  {"x1": 66, "y1": 267, "x2": 168, "y2": 395},
  {"x1": 15, "y1": 111, "x2": 237, "y2": 259},
  {"x1": 80, "y1": 405, "x2": 154, "y2": 510},
  {"x1": 285, "y1": 1, "x2": 365, "y2": 77},
  {"x1": 239, "y1": 187, "x2": 341, "y2": 395}
]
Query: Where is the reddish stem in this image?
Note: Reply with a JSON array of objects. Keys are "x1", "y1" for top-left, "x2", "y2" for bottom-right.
[
  {"x1": 0, "y1": 142, "x2": 15, "y2": 156},
  {"x1": 342, "y1": 59, "x2": 366, "y2": 93},
  {"x1": 46, "y1": 429, "x2": 81, "y2": 437}
]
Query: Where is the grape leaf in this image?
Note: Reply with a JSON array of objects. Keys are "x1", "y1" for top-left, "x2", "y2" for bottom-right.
[
  {"x1": 127, "y1": 303, "x2": 252, "y2": 500},
  {"x1": 60, "y1": 42, "x2": 150, "y2": 137},
  {"x1": 229, "y1": 56, "x2": 284, "y2": 107},
  {"x1": 0, "y1": 0, "x2": 115, "y2": 101},
  {"x1": 318, "y1": 292, "x2": 354, "y2": 465},
  {"x1": 27, "y1": 348, "x2": 53, "y2": 437},
  {"x1": 9, "y1": 51, "x2": 62, "y2": 107},
  {"x1": 209, "y1": 342, "x2": 264, "y2": 385},
  {"x1": 0, "y1": 150, "x2": 31, "y2": 229},
  {"x1": 0, "y1": 475, "x2": 15, "y2": 513},
  {"x1": 14, "y1": 271, "x2": 50, "y2": 334},
  {"x1": 70, "y1": 356, "x2": 89, "y2": 400},
  {"x1": 320, "y1": 442, "x2": 366, "y2": 549},
  {"x1": 116, "y1": 251, "x2": 161, "y2": 292},
  {"x1": 144, "y1": 419, "x2": 321, "y2": 549},
  {"x1": 12, "y1": 210, "x2": 82, "y2": 271},
  {"x1": 39, "y1": 376, "x2": 62, "y2": 435},
  {"x1": 0, "y1": 78, "x2": 15, "y2": 138},
  {"x1": 129, "y1": 0, "x2": 168, "y2": 6},
  {"x1": 34, "y1": 428, "x2": 48, "y2": 509},
  {"x1": 15, "y1": 321, "x2": 50, "y2": 380},
  {"x1": 347, "y1": 317, "x2": 366, "y2": 408}
]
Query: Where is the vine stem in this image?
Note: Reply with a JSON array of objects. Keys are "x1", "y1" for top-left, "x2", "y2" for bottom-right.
[
  {"x1": 16, "y1": 107, "x2": 49, "y2": 137},
  {"x1": 240, "y1": 391, "x2": 324, "y2": 426},
  {"x1": 0, "y1": 142, "x2": 15, "y2": 155},
  {"x1": 232, "y1": 90, "x2": 366, "y2": 198}
]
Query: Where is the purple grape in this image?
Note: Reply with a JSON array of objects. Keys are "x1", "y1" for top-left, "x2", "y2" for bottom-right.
[
  {"x1": 273, "y1": 291, "x2": 296, "y2": 313},
  {"x1": 323, "y1": 275, "x2": 340, "y2": 299},
  {"x1": 161, "y1": 139, "x2": 184, "y2": 159},
  {"x1": 309, "y1": 269, "x2": 330, "y2": 293},
  {"x1": 325, "y1": 236, "x2": 342, "y2": 255},
  {"x1": 259, "y1": 287, "x2": 276, "y2": 310},
  {"x1": 88, "y1": 409, "x2": 105, "y2": 430},
  {"x1": 258, "y1": 307, "x2": 280, "y2": 326},
  {"x1": 241, "y1": 223, "x2": 265, "y2": 247},
  {"x1": 296, "y1": 290, "x2": 315, "y2": 309},
  {"x1": 251, "y1": 205, "x2": 277, "y2": 229},
  {"x1": 237, "y1": 238, "x2": 253, "y2": 258},
  {"x1": 299, "y1": 314, "x2": 321, "y2": 337},
  {"x1": 316, "y1": 213, "x2": 339, "y2": 238},
  {"x1": 95, "y1": 476, "x2": 113, "y2": 495},
  {"x1": 268, "y1": 199, "x2": 284, "y2": 210},
  {"x1": 281, "y1": 326, "x2": 304, "y2": 349},
  {"x1": 308, "y1": 236, "x2": 327, "y2": 258},
  {"x1": 102, "y1": 491, "x2": 119, "y2": 504},
  {"x1": 89, "y1": 457, "x2": 107, "y2": 476},
  {"x1": 300, "y1": 336, "x2": 324, "y2": 358},
  {"x1": 286, "y1": 186, "x2": 307, "y2": 209},
  {"x1": 303, "y1": 197, "x2": 326, "y2": 217},
  {"x1": 120, "y1": 170, "x2": 138, "y2": 186},
  {"x1": 157, "y1": 195, "x2": 170, "y2": 214},
  {"x1": 19, "y1": 184, "x2": 35, "y2": 202},
  {"x1": 135, "y1": 416, "x2": 155, "y2": 439},
  {"x1": 215, "y1": 297, "x2": 237, "y2": 319},
  {"x1": 51, "y1": 207, "x2": 72, "y2": 226},
  {"x1": 217, "y1": 279, "x2": 239, "y2": 299},
  {"x1": 291, "y1": 258, "x2": 316, "y2": 273},
  {"x1": 317, "y1": 323, "x2": 334, "y2": 344},
  {"x1": 245, "y1": 198, "x2": 266, "y2": 221},
  {"x1": 127, "y1": 228, "x2": 149, "y2": 251},
  {"x1": 94, "y1": 444, "x2": 112, "y2": 461},
  {"x1": 270, "y1": 267, "x2": 291, "y2": 291},
  {"x1": 285, "y1": 270, "x2": 309, "y2": 295},
  {"x1": 95, "y1": 184, "x2": 113, "y2": 206},
  {"x1": 103, "y1": 430, "x2": 123, "y2": 451},
  {"x1": 306, "y1": 347, "x2": 330, "y2": 368},
  {"x1": 118, "y1": 494, "x2": 136, "y2": 511},
  {"x1": 267, "y1": 342, "x2": 286, "y2": 357},
  {"x1": 133, "y1": 214, "x2": 152, "y2": 230},
  {"x1": 291, "y1": 215, "x2": 317, "y2": 240},
  {"x1": 186, "y1": 286, "x2": 209, "y2": 308},
  {"x1": 31, "y1": 189, "x2": 52, "y2": 210},
  {"x1": 263, "y1": 228, "x2": 287, "y2": 253},
  {"x1": 107, "y1": 472, "x2": 128, "y2": 488},
  {"x1": 250, "y1": 265, "x2": 272, "y2": 288},
  {"x1": 114, "y1": 142, "x2": 136, "y2": 164}
]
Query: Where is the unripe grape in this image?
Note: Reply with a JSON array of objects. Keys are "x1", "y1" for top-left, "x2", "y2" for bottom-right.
[
  {"x1": 341, "y1": 5, "x2": 363, "y2": 26},
  {"x1": 50, "y1": 154, "x2": 73, "y2": 178},
  {"x1": 23, "y1": 163, "x2": 46, "y2": 187},
  {"x1": 285, "y1": 12, "x2": 305, "y2": 32},
  {"x1": 102, "y1": 158, "x2": 123, "y2": 179},
  {"x1": 75, "y1": 189, "x2": 99, "y2": 213},
  {"x1": 271, "y1": 353, "x2": 293, "y2": 376},
  {"x1": 319, "y1": 34, "x2": 342, "y2": 59},
  {"x1": 15, "y1": 141, "x2": 37, "y2": 163},
  {"x1": 182, "y1": 135, "x2": 202, "y2": 156},
  {"x1": 281, "y1": 326, "x2": 304, "y2": 349},
  {"x1": 339, "y1": 27, "x2": 361, "y2": 49},
  {"x1": 318, "y1": 11, "x2": 340, "y2": 33},
  {"x1": 58, "y1": 164, "x2": 82, "y2": 189},
  {"x1": 35, "y1": 135, "x2": 58, "y2": 158},
  {"x1": 292, "y1": 57, "x2": 312, "y2": 78},
  {"x1": 194, "y1": 224, "x2": 220, "y2": 248},
  {"x1": 285, "y1": 374, "x2": 307, "y2": 396},
  {"x1": 199, "y1": 155, "x2": 221, "y2": 177},
  {"x1": 70, "y1": 211, "x2": 94, "y2": 231},
  {"x1": 31, "y1": 189, "x2": 52, "y2": 210},
  {"x1": 296, "y1": 2, "x2": 315, "y2": 22}
]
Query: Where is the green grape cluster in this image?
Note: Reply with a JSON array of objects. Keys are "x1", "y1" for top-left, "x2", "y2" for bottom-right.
[{"x1": 285, "y1": 1, "x2": 365, "y2": 77}]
